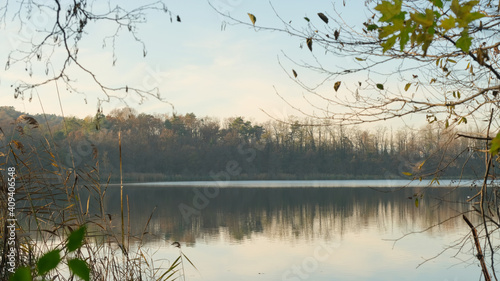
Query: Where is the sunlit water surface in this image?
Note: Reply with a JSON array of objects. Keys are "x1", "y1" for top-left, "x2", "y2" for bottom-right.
[{"x1": 102, "y1": 180, "x2": 482, "y2": 281}]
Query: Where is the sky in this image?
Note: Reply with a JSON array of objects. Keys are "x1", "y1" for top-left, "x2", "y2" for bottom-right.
[{"x1": 0, "y1": 0, "x2": 398, "y2": 125}]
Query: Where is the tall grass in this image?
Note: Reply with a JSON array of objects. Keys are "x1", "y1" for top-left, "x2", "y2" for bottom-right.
[{"x1": 0, "y1": 116, "x2": 188, "y2": 281}]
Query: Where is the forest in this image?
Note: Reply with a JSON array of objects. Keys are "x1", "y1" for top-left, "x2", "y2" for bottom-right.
[{"x1": 1, "y1": 106, "x2": 485, "y2": 182}]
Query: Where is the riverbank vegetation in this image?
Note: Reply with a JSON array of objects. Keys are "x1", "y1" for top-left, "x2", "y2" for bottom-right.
[
  {"x1": 0, "y1": 106, "x2": 487, "y2": 182},
  {"x1": 0, "y1": 117, "x2": 192, "y2": 280}
]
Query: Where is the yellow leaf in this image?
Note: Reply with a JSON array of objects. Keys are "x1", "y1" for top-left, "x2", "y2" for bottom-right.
[
  {"x1": 334, "y1": 81, "x2": 341, "y2": 92},
  {"x1": 402, "y1": 172, "x2": 412, "y2": 176},
  {"x1": 247, "y1": 13, "x2": 256, "y2": 25},
  {"x1": 404, "y1": 83, "x2": 411, "y2": 91},
  {"x1": 417, "y1": 160, "x2": 426, "y2": 170}
]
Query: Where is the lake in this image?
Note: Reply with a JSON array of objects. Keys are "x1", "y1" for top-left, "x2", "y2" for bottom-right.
[{"x1": 103, "y1": 180, "x2": 481, "y2": 280}]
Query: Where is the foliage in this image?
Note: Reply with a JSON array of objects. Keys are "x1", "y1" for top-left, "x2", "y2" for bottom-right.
[
  {"x1": 0, "y1": 106, "x2": 486, "y2": 182},
  {"x1": 0, "y1": 117, "x2": 194, "y2": 281},
  {"x1": 375, "y1": 0, "x2": 484, "y2": 54},
  {"x1": 9, "y1": 225, "x2": 89, "y2": 281},
  {"x1": 221, "y1": 0, "x2": 499, "y2": 132},
  {"x1": 218, "y1": 0, "x2": 500, "y2": 279}
]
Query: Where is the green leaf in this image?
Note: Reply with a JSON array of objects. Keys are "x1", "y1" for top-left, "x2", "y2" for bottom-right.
[
  {"x1": 415, "y1": 197, "x2": 419, "y2": 208},
  {"x1": 9, "y1": 267, "x2": 32, "y2": 281},
  {"x1": 379, "y1": 21, "x2": 402, "y2": 38},
  {"x1": 355, "y1": 57, "x2": 365, "y2": 61},
  {"x1": 317, "y1": 13, "x2": 329, "y2": 24},
  {"x1": 490, "y1": 132, "x2": 500, "y2": 155},
  {"x1": 440, "y1": 16, "x2": 456, "y2": 31},
  {"x1": 375, "y1": 0, "x2": 402, "y2": 22},
  {"x1": 334, "y1": 81, "x2": 341, "y2": 92},
  {"x1": 410, "y1": 9, "x2": 435, "y2": 27},
  {"x1": 381, "y1": 36, "x2": 397, "y2": 53},
  {"x1": 450, "y1": 0, "x2": 461, "y2": 15},
  {"x1": 432, "y1": 0, "x2": 444, "y2": 8},
  {"x1": 404, "y1": 83, "x2": 411, "y2": 91},
  {"x1": 399, "y1": 27, "x2": 411, "y2": 51},
  {"x1": 247, "y1": 13, "x2": 256, "y2": 25},
  {"x1": 68, "y1": 259, "x2": 90, "y2": 281},
  {"x1": 456, "y1": 31, "x2": 472, "y2": 52},
  {"x1": 465, "y1": 11, "x2": 484, "y2": 23},
  {"x1": 304, "y1": 17, "x2": 310, "y2": 22},
  {"x1": 366, "y1": 24, "x2": 379, "y2": 31},
  {"x1": 37, "y1": 249, "x2": 61, "y2": 276},
  {"x1": 376, "y1": 83, "x2": 384, "y2": 90},
  {"x1": 67, "y1": 225, "x2": 86, "y2": 252}
]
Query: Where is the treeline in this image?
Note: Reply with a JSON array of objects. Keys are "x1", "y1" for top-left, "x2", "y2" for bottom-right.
[{"x1": 0, "y1": 106, "x2": 486, "y2": 181}]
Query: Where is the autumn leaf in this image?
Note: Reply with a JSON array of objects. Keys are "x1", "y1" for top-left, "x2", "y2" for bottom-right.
[
  {"x1": 306, "y1": 37, "x2": 313, "y2": 51},
  {"x1": 292, "y1": 69, "x2": 298, "y2": 78},
  {"x1": 417, "y1": 160, "x2": 426, "y2": 170},
  {"x1": 318, "y1": 13, "x2": 328, "y2": 24},
  {"x1": 247, "y1": 13, "x2": 256, "y2": 25},
  {"x1": 334, "y1": 81, "x2": 341, "y2": 92},
  {"x1": 404, "y1": 83, "x2": 411, "y2": 91}
]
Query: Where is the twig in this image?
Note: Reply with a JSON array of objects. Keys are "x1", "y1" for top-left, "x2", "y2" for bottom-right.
[{"x1": 463, "y1": 214, "x2": 491, "y2": 281}]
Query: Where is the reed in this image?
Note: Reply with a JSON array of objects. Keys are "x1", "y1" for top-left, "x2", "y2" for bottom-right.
[{"x1": 0, "y1": 116, "x2": 191, "y2": 281}]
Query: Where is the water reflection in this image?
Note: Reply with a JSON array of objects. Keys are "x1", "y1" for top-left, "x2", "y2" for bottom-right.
[
  {"x1": 98, "y1": 182, "x2": 480, "y2": 280},
  {"x1": 103, "y1": 184, "x2": 475, "y2": 245}
]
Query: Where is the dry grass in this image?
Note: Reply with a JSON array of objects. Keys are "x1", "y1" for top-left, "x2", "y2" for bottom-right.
[{"x1": 0, "y1": 118, "x2": 185, "y2": 281}]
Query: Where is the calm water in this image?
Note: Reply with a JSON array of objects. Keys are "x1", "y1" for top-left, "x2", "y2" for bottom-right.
[{"x1": 103, "y1": 180, "x2": 481, "y2": 280}]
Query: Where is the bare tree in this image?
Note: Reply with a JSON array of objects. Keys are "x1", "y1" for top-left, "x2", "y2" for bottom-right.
[
  {"x1": 1, "y1": 0, "x2": 179, "y2": 107},
  {"x1": 217, "y1": 0, "x2": 500, "y2": 279}
]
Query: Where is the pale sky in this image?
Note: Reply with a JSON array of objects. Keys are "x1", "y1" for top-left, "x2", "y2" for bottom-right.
[{"x1": 0, "y1": 0, "x2": 398, "y2": 124}]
